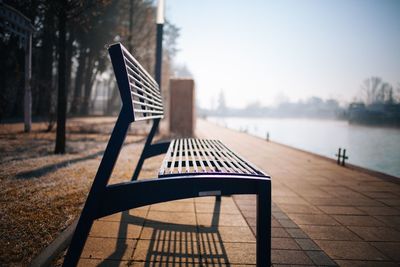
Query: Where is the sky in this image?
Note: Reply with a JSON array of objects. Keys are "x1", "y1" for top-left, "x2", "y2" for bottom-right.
[{"x1": 165, "y1": 0, "x2": 400, "y2": 108}]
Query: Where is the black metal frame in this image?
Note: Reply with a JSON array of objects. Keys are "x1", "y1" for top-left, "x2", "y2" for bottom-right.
[{"x1": 62, "y1": 44, "x2": 271, "y2": 267}]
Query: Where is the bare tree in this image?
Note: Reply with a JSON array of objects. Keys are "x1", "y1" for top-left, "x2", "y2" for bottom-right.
[
  {"x1": 395, "y1": 82, "x2": 400, "y2": 103},
  {"x1": 360, "y1": 77, "x2": 395, "y2": 105},
  {"x1": 361, "y1": 77, "x2": 382, "y2": 104}
]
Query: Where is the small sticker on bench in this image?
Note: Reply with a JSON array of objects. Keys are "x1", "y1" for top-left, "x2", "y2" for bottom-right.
[{"x1": 199, "y1": 190, "x2": 221, "y2": 197}]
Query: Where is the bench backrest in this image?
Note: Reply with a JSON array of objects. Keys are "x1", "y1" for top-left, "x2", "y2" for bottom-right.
[{"x1": 108, "y1": 43, "x2": 164, "y2": 121}]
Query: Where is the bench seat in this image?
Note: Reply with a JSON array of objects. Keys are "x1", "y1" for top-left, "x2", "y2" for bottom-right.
[{"x1": 159, "y1": 138, "x2": 266, "y2": 178}]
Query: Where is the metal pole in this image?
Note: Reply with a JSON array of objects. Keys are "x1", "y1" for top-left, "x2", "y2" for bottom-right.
[
  {"x1": 128, "y1": 0, "x2": 134, "y2": 51},
  {"x1": 154, "y1": 0, "x2": 164, "y2": 88},
  {"x1": 24, "y1": 31, "x2": 32, "y2": 132},
  {"x1": 342, "y1": 149, "x2": 346, "y2": 166},
  {"x1": 155, "y1": 23, "x2": 164, "y2": 87},
  {"x1": 153, "y1": 0, "x2": 164, "y2": 133}
]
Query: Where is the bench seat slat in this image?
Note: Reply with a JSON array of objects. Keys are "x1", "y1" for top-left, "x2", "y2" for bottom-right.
[
  {"x1": 169, "y1": 139, "x2": 179, "y2": 174},
  {"x1": 202, "y1": 139, "x2": 226, "y2": 172},
  {"x1": 216, "y1": 140, "x2": 260, "y2": 175},
  {"x1": 195, "y1": 138, "x2": 215, "y2": 173},
  {"x1": 208, "y1": 139, "x2": 236, "y2": 173},
  {"x1": 190, "y1": 138, "x2": 206, "y2": 172},
  {"x1": 183, "y1": 139, "x2": 190, "y2": 173},
  {"x1": 210, "y1": 140, "x2": 253, "y2": 174},
  {"x1": 159, "y1": 138, "x2": 266, "y2": 178},
  {"x1": 213, "y1": 140, "x2": 252, "y2": 174},
  {"x1": 202, "y1": 139, "x2": 228, "y2": 172},
  {"x1": 187, "y1": 139, "x2": 199, "y2": 173}
]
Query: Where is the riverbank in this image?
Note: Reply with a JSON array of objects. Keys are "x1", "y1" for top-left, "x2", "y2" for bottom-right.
[{"x1": 264, "y1": 137, "x2": 400, "y2": 185}]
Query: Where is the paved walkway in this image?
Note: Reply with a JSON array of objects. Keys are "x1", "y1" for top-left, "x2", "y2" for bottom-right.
[
  {"x1": 197, "y1": 119, "x2": 400, "y2": 266},
  {"x1": 73, "y1": 119, "x2": 400, "y2": 266},
  {"x1": 78, "y1": 196, "x2": 258, "y2": 266}
]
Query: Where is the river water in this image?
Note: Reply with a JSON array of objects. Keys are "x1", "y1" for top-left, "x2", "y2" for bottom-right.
[{"x1": 208, "y1": 117, "x2": 400, "y2": 178}]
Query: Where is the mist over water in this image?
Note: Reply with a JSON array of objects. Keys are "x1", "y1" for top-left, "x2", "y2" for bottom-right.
[{"x1": 208, "y1": 117, "x2": 400, "y2": 178}]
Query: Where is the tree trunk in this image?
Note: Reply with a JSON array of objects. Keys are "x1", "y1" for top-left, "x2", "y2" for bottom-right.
[
  {"x1": 24, "y1": 33, "x2": 32, "y2": 132},
  {"x1": 80, "y1": 51, "x2": 93, "y2": 115},
  {"x1": 55, "y1": 3, "x2": 67, "y2": 154},
  {"x1": 36, "y1": 5, "x2": 55, "y2": 116},
  {"x1": 65, "y1": 29, "x2": 74, "y2": 112},
  {"x1": 70, "y1": 49, "x2": 86, "y2": 114}
]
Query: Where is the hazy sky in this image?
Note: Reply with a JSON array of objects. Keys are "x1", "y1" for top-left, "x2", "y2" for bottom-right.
[{"x1": 166, "y1": 0, "x2": 400, "y2": 108}]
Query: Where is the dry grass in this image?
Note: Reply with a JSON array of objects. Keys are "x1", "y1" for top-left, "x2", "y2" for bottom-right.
[{"x1": 0, "y1": 117, "x2": 164, "y2": 266}]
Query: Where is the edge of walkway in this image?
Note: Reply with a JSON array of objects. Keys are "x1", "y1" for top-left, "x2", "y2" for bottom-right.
[
  {"x1": 206, "y1": 119, "x2": 400, "y2": 184},
  {"x1": 270, "y1": 138, "x2": 400, "y2": 184},
  {"x1": 30, "y1": 219, "x2": 78, "y2": 267}
]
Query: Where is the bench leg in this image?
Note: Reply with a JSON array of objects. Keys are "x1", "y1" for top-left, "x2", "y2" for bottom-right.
[
  {"x1": 257, "y1": 180, "x2": 271, "y2": 266},
  {"x1": 62, "y1": 213, "x2": 94, "y2": 267},
  {"x1": 63, "y1": 111, "x2": 131, "y2": 266}
]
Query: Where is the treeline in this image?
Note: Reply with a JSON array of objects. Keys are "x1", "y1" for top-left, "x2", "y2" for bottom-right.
[
  {"x1": 347, "y1": 77, "x2": 400, "y2": 126},
  {"x1": 357, "y1": 77, "x2": 400, "y2": 105},
  {"x1": 0, "y1": 0, "x2": 178, "y2": 122},
  {"x1": 200, "y1": 94, "x2": 344, "y2": 119}
]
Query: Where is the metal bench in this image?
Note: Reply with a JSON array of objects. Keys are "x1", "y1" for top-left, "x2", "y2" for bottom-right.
[{"x1": 63, "y1": 43, "x2": 271, "y2": 266}]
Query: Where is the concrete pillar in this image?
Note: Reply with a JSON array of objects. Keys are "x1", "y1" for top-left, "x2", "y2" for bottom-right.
[{"x1": 169, "y1": 79, "x2": 195, "y2": 137}]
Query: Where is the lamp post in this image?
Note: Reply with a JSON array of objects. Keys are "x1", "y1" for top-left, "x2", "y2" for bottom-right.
[{"x1": 155, "y1": 0, "x2": 164, "y2": 88}]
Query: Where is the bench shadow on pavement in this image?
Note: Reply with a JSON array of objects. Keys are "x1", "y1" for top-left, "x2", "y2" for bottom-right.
[{"x1": 98, "y1": 199, "x2": 230, "y2": 266}]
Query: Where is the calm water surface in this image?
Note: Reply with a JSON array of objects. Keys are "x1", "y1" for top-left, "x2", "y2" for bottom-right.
[{"x1": 208, "y1": 117, "x2": 400, "y2": 178}]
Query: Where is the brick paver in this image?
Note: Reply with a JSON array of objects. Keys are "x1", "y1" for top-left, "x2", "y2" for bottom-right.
[{"x1": 78, "y1": 197, "x2": 260, "y2": 266}]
